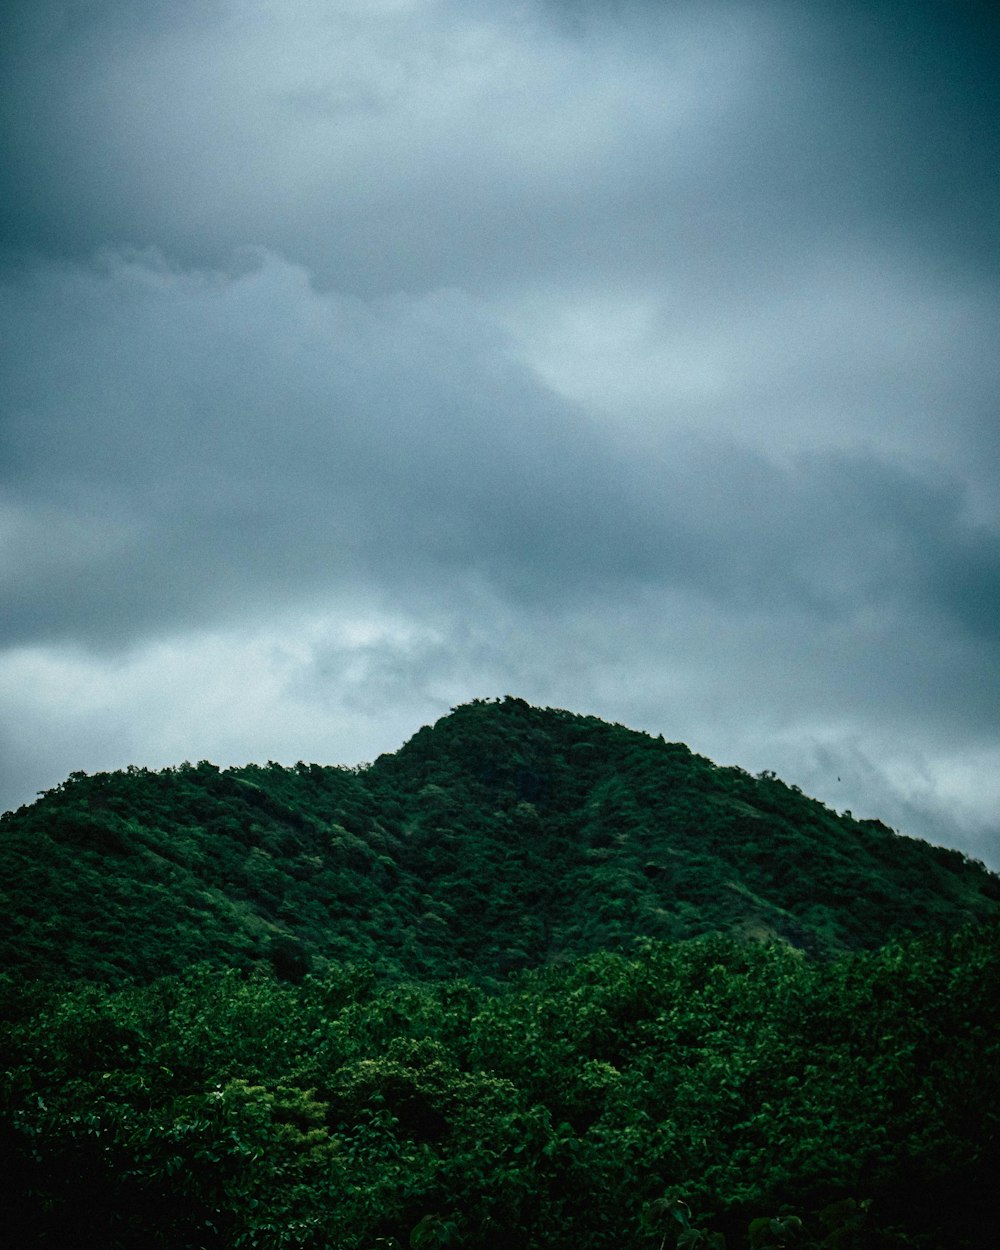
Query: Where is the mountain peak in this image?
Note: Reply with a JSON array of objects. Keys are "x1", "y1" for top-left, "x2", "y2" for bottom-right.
[{"x1": 2, "y1": 699, "x2": 997, "y2": 984}]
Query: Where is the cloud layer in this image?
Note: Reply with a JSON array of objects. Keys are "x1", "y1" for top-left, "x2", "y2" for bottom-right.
[{"x1": 1, "y1": 1, "x2": 998, "y2": 863}]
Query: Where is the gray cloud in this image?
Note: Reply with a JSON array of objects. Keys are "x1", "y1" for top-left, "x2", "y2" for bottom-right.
[
  {"x1": 3, "y1": 250, "x2": 997, "y2": 650},
  {"x1": 4, "y1": 1, "x2": 995, "y2": 297}
]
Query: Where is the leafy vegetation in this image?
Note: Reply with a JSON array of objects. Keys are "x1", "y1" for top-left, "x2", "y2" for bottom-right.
[
  {"x1": 2, "y1": 698, "x2": 998, "y2": 1246},
  {"x1": 3, "y1": 925, "x2": 998, "y2": 1247}
]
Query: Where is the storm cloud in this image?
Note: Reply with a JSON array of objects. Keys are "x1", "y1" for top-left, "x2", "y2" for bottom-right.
[{"x1": 1, "y1": 0, "x2": 998, "y2": 863}]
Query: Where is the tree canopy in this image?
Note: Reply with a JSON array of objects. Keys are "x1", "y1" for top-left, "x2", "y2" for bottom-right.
[{"x1": 2, "y1": 699, "x2": 998, "y2": 1247}]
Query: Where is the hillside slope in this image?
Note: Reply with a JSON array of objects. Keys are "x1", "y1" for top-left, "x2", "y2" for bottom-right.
[{"x1": 2, "y1": 697, "x2": 997, "y2": 983}]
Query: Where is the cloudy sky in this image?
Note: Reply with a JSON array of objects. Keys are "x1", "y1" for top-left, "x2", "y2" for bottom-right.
[{"x1": 2, "y1": 0, "x2": 998, "y2": 864}]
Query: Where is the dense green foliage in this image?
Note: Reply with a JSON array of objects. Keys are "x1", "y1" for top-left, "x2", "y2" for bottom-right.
[
  {"x1": 3, "y1": 698, "x2": 998, "y2": 1246},
  {"x1": 3, "y1": 925, "x2": 998, "y2": 1248},
  {"x1": 2, "y1": 698, "x2": 997, "y2": 985}
]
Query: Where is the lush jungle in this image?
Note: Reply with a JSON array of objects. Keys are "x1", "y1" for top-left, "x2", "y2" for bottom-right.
[{"x1": 2, "y1": 698, "x2": 998, "y2": 1247}]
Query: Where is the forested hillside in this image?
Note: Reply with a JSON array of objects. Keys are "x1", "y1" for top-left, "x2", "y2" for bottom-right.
[
  {"x1": 2, "y1": 697, "x2": 997, "y2": 985},
  {"x1": 3, "y1": 926, "x2": 998, "y2": 1248},
  {"x1": 2, "y1": 698, "x2": 999, "y2": 1248}
]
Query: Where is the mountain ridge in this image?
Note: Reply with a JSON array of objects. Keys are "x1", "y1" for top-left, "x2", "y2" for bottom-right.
[{"x1": 2, "y1": 696, "x2": 997, "y2": 985}]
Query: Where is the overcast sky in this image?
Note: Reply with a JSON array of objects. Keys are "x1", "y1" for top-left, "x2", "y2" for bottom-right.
[{"x1": 2, "y1": 0, "x2": 998, "y2": 865}]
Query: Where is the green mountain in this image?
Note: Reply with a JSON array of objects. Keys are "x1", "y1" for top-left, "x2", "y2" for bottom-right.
[
  {"x1": 3, "y1": 698, "x2": 999, "y2": 1249},
  {"x1": 3, "y1": 696, "x2": 997, "y2": 985}
]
